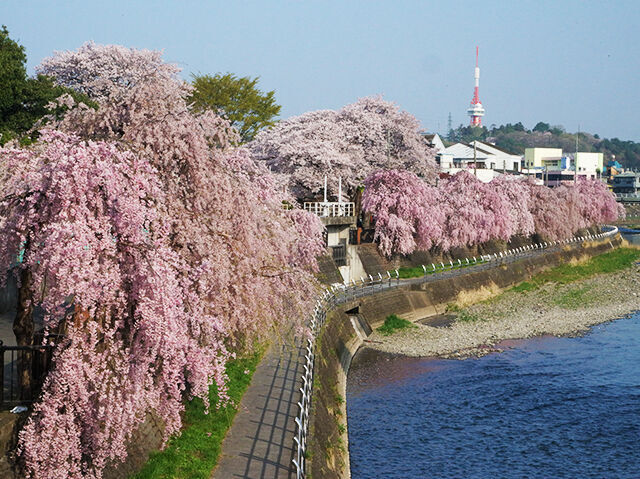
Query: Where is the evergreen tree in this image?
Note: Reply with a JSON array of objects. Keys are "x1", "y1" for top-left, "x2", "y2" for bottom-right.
[{"x1": 0, "y1": 26, "x2": 94, "y2": 145}]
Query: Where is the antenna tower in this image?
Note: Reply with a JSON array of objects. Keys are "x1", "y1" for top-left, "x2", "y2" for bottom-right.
[{"x1": 467, "y1": 46, "x2": 485, "y2": 127}]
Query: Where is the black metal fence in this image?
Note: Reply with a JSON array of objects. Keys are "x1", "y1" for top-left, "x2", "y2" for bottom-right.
[{"x1": 0, "y1": 339, "x2": 58, "y2": 408}]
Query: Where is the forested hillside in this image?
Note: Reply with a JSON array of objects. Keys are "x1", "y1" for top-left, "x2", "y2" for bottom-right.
[{"x1": 447, "y1": 122, "x2": 640, "y2": 169}]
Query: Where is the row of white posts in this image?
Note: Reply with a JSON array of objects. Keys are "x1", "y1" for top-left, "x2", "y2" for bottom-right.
[{"x1": 292, "y1": 226, "x2": 618, "y2": 478}]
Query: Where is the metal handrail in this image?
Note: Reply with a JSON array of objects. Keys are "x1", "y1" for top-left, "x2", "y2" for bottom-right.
[
  {"x1": 303, "y1": 202, "x2": 355, "y2": 218},
  {"x1": 291, "y1": 225, "x2": 619, "y2": 479}
]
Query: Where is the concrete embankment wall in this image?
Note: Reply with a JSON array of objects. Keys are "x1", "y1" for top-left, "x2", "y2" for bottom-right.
[
  {"x1": 307, "y1": 236, "x2": 622, "y2": 479},
  {"x1": 308, "y1": 307, "x2": 360, "y2": 479}
]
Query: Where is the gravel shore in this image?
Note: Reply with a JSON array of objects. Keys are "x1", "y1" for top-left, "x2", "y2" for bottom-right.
[{"x1": 366, "y1": 261, "x2": 640, "y2": 359}]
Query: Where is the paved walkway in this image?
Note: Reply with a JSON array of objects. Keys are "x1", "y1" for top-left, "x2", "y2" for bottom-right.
[{"x1": 212, "y1": 342, "x2": 304, "y2": 479}]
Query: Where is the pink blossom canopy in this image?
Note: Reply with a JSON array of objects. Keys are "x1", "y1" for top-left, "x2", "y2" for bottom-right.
[
  {"x1": 249, "y1": 96, "x2": 438, "y2": 200},
  {"x1": 1, "y1": 43, "x2": 326, "y2": 479}
]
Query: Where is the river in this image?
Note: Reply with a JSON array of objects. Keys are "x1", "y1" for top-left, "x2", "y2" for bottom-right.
[
  {"x1": 620, "y1": 228, "x2": 640, "y2": 245},
  {"x1": 347, "y1": 312, "x2": 640, "y2": 479}
]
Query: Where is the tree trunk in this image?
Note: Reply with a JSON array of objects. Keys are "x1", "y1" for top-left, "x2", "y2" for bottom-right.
[{"x1": 13, "y1": 267, "x2": 34, "y2": 401}]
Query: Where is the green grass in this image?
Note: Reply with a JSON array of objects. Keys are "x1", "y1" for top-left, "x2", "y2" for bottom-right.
[
  {"x1": 131, "y1": 349, "x2": 263, "y2": 479},
  {"x1": 397, "y1": 259, "x2": 480, "y2": 279},
  {"x1": 553, "y1": 285, "x2": 598, "y2": 309},
  {"x1": 376, "y1": 314, "x2": 417, "y2": 335},
  {"x1": 456, "y1": 310, "x2": 482, "y2": 322},
  {"x1": 397, "y1": 266, "x2": 429, "y2": 279},
  {"x1": 511, "y1": 247, "x2": 640, "y2": 293}
]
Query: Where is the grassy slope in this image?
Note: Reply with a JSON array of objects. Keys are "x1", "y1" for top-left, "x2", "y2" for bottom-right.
[
  {"x1": 511, "y1": 247, "x2": 640, "y2": 293},
  {"x1": 397, "y1": 259, "x2": 479, "y2": 279},
  {"x1": 451, "y1": 246, "x2": 640, "y2": 321},
  {"x1": 131, "y1": 349, "x2": 262, "y2": 479}
]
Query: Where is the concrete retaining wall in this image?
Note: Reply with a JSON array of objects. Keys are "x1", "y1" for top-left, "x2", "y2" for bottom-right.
[
  {"x1": 357, "y1": 237, "x2": 620, "y2": 326},
  {"x1": 0, "y1": 404, "x2": 165, "y2": 478},
  {"x1": 102, "y1": 414, "x2": 165, "y2": 479},
  {"x1": 308, "y1": 307, "x2": 361, "y2": 479},
  {"x1": 308, "y1": 235, "x2": 622, "y2": 478}
]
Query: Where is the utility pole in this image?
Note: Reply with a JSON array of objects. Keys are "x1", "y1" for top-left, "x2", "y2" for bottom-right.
[
  {"x1": 323, "y1": 175, "x2": 327, "y2": 203},
  {"x1": 473, "y1": 141, "x2": 477, "y2": 177},
  {"x1": 574, "y1": 125, "x2": 579, "y2": 184},
  {"x1": 544, "y1": 165, "x2": 548, "y2": 186}
]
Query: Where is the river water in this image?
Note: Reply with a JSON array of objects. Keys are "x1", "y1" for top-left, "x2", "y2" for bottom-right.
[{"x1": 347, "y1": 312, "x2": 640, "y2": 478}]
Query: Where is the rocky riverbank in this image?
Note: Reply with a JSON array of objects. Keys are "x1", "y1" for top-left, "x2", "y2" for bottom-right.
[{"x1": 365, "y1": 258, "x2": 640, "y2": 359}]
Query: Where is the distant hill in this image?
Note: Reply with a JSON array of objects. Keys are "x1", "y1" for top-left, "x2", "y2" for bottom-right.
[{"x1": 445, "y1": 122, "x2": 640, "y2": 170}]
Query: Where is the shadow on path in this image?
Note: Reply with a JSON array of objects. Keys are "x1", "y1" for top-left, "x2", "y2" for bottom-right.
[{"x1": 212, "y1": 342, "x2": 304, "y2": 479}]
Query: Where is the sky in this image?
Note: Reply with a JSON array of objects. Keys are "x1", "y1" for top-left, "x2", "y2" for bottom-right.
[{"x1": 2, "y1": 0, "x2": 640, "y2": 140}]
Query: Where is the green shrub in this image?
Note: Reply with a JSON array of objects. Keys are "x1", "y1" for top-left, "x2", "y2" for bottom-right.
[{"x1": 376, "y1": 314, "x2": 416, "y2": 335}]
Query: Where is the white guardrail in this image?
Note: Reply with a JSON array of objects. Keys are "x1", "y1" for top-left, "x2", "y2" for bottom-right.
[
  {"x1": 291, "y1": 226, "x2": 619, "y2": 478},
  {"x1": 303, "y1": 201, "x2": 355, "y2": 217}
]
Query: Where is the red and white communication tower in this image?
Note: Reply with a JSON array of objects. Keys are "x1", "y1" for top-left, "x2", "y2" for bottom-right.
[{"x1": 467, "y1": 46, "x2": 485, "y2": 127}]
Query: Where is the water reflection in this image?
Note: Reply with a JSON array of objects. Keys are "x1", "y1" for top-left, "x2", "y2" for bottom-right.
[{"x1": 348, "y1": 348, "x2": 449, "y2": 397}]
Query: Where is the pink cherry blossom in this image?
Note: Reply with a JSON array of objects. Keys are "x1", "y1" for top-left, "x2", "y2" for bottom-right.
[
  {"x1": 363, "y1": 170, "x2": 622, "y2": 256},
  {"x1": 1, "y1": 43, "x2": 325, "y2": 479},
  {"x1": 249, "y1": 96, "x2": 437, "y2": 200}
]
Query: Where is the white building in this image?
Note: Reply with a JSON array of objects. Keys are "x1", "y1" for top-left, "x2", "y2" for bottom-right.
[
  {"x1": 435, "y1": 140, "x2": 522, "y2": 182},
  {"x1": 522, "y1": 148, "x2": 603, "y2": 186},
  {"x1": 574, "y1": 152, "x2": 604, "y2": 176},
  {"x1": 470, "y1": 141, "x2": 522, "y2": 172},
  {"x1": 423, "y1": 133, "x2": 446, "y2": 153}
]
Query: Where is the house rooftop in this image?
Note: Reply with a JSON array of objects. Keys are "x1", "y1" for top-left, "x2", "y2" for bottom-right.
[
  {"x1": 442, "y1": 142, "x2": 489, "y2": 160},
  {"x1": 470, "y1": 140, "x2": 520, "y2": 157}
]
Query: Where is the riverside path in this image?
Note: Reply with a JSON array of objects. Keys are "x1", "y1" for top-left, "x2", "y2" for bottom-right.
[
  {"x1": 212, "y1": 341, "x2": 305, "y2": 479},
  {"x1": 211, "y1": 229, "x2": 618, "y2": 479}
]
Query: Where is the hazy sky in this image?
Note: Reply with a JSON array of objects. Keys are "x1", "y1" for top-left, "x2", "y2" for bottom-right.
[{"x1": 2, "y1": 0, "x2": 639, "y2": 140}]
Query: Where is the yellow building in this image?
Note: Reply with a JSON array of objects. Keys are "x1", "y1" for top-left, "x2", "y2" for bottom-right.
[{"x1": 524, "y1": 148, "x2": 563, "y2": 169}]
